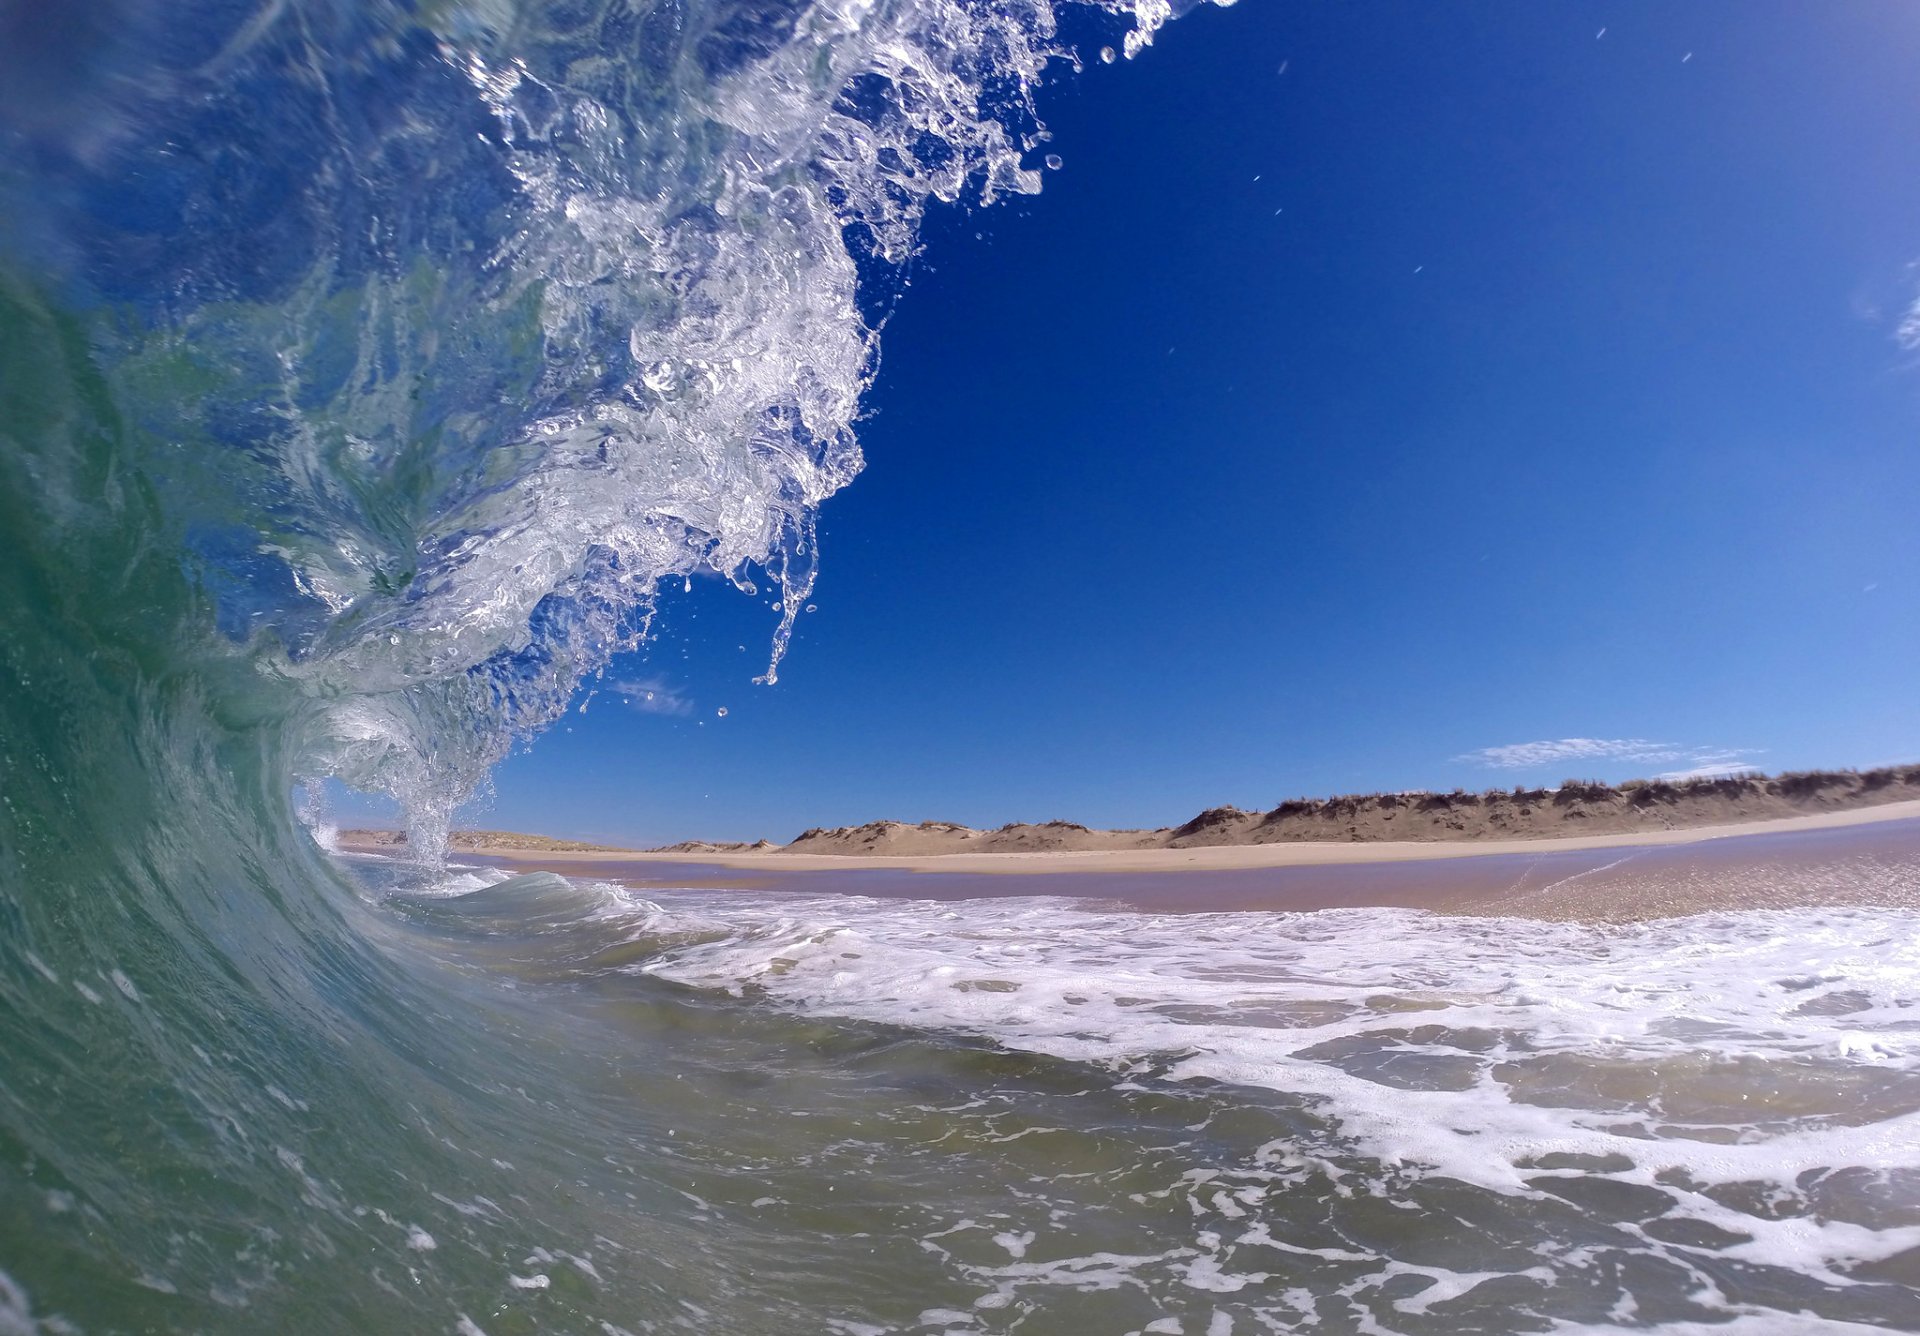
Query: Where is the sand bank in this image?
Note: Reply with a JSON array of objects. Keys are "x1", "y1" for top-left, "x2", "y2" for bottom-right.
[
  {"x1": 403, "y1": 811, "x2": 1920, "y2": 924},
  {"x1": 419, "y1": 798, "x2": 1920, "y2": 875}
]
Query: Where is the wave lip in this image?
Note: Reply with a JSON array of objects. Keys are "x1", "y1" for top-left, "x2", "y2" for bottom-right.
[
  {"x1": 1, "y1": 2, "x2": 1223, "y2": 1327},
  {"x1": 0, "y1": 0, "x2": 1201, "y2": 849}
]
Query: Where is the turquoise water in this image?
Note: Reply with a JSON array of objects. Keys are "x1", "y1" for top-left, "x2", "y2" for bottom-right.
[{"x1": 3, "y1": 1, "x2": 1920, "y2": 1331}]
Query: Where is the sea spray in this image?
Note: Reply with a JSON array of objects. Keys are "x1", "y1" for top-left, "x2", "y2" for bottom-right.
[
  {"x1": 0, "y1": 0, "x2": 1231, "y2": 1327},
  {"x1": 0, "y1": 0, "x2": 1206, "y2": 845}
]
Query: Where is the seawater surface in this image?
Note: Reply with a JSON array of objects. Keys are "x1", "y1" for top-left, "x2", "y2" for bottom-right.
[
  {"x1": 10, "y1": 802, "x2": 1920, "y2": 1332},
  {"x1": 334, "y1": 846, "x2": 1920, "y2": 1331},
  {"x1": 0, "y1": 0, "x2": 1207, "y2": 1323}
]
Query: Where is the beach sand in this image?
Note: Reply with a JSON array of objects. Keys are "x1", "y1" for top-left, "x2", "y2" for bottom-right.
[
  {"x1": 432, "y1": 797, "x2": 1920, "y2": 871},
  {"x1": 387, "y1": 802, "x2": 1920, "y2": 923}
]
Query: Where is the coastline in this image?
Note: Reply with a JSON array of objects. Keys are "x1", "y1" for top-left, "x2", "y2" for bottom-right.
[
  {"x1": 395, "y1": 797, "x2": 1920, "y2": 875},
  {"x1": 362, "y1": 809, "x2": 1920, "y2": 924}
]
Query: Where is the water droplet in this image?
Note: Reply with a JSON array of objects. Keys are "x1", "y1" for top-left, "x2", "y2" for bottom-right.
[
  {"x1": 805, "y1": 603, "x2": 818, "y2": 613},
  {"x1": 388, "y1": 634, "x2": 400, "y2": 645},
  {"x1": 1099, "y1": 46, "x2": 1115, "y2": 63},
  {"x1": 716, "y1": 707, "x2": 728, "y2": 718},
  {"x1": 641, "y1": 359, "x2": 676, "y2": 394},
  {"x1": 1044, "y1": 154, "x2": 1063, "y2": 171}
]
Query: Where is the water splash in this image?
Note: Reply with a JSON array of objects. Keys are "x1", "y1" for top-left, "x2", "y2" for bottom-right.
[{"x1": 0, "y1": 0, "x2": 1211, "y2": 851}]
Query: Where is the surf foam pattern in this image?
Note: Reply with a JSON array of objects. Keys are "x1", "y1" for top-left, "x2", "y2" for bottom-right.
[{"x1": 630, "y1": 889, "x2": 1920, "y2": 1330}]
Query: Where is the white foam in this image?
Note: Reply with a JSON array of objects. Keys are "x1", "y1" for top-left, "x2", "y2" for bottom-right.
[
  {"x1": 0, "y1": 1270, "x2": 38, "y2": 1336},
  {"x1": 1552, "y1": 1317, "x2": 1899, "y2": 1335},
  {"x1": 425, "y1": 866, "x2": 519, "y2": 898},
  {"x1": 638, "y1": 896, "x2": 1920, "y2": 1245}
]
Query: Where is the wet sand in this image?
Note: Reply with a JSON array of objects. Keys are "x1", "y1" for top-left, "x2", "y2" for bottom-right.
[{"x1": 457, "y1": 812, "x2": 1920, "y2": 922}]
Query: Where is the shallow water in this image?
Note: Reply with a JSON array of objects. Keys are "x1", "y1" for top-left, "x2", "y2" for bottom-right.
[
  {"x1": 13, "y1": 817, "x2": 1920, "y2": 1332},
  {"x1": 346, "y1": 853, "x2": 1920, "y2": 1331}
]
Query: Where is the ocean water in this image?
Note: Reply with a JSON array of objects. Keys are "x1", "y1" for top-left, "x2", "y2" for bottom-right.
[{"x1": 2, "y1": 0, "x2": 1919, "y2": 1332}]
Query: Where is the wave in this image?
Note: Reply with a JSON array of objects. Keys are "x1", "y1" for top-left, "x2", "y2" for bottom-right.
[
  {"x1": 0, "y1": 0, "x2": 1204, "y2": 850},
  {"x1": 0, "y1": 0, "x2": 1211, "y2": 1329}
]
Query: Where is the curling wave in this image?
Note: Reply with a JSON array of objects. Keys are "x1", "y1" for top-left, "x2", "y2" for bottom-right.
[
  {"x1": 0, "y1": 0, "x2": 1204, "y2": 848},
  {"x1": 0, "y1": 0, "x2": 1213, "y2": 1329}
]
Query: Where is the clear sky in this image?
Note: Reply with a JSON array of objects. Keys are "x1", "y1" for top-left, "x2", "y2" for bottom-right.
[{"x1": 332, "y1": 0, "x2": 1920, "y2": 844}]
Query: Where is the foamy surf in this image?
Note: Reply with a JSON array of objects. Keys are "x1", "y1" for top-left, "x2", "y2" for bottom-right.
[{"x1": 376, "y1": 863, "x2": 1920, "y2": 1331}]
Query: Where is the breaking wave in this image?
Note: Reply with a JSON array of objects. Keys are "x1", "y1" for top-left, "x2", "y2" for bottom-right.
[{"x1": 0, "y1": 0, "x2": 1205, "y2": 849}]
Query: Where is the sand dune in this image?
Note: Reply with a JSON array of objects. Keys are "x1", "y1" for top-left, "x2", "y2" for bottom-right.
[
  {"x1": 338, "y1": 767, "x2": 1920, "y2": 873},
  {"x1": 765, "y1": 767, "x2": 1920, "y2": 857}
]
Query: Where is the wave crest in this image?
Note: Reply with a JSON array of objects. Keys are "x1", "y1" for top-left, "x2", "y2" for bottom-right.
[{"x1": 0, "y1": 0, "x2": 1207, "y2": 849}]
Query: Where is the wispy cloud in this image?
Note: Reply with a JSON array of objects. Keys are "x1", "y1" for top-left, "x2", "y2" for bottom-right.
[
  {"x1": 1899, "y1": 292, "x2": 1920, "y2": 352},
  {"x1": 1652, "y1": 753, "x2": 1764, "y2": 782},
  {"x1": 607, "y1": 676, "x2": 693, "y2": 717},
  {"x1": 1456, "y1": 737, "x2": 1761, "y2": 776},
  {"x1": 1457, "y1": 738, "x2": 1681, "y2": 770}
]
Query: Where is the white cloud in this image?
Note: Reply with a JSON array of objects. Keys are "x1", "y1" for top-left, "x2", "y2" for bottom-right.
[
  {"x1": 1653, "y1": 754, "x2": 1764, "y2": 782},
  {"x1": 607, "y1": 676, "x2": 693, "y2": 717},
  {"x1": 1457, "y1": 737, "x2": 1762, "y2": 776},
  {"x1": 1900, "y1": 293, "x2": 1920, "y2": 352},
  {"x1": 1456, "y1": 738, "x2": 1682, "y2": 770}
]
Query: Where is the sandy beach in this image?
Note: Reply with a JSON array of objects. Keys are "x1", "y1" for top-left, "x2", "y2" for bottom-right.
[
  {"x1": 329, "y1": 802, "x2": 1920, "y2": 924},
  {"x1": 334, "y1": 775, "x2": 1920, "y2": 921},
  {"x1": 405, "y1": 796, "x2": 1920, "y2": 874}
]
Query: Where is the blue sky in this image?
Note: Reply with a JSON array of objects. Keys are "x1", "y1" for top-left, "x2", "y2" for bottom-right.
[{"x1": 334, "y1": 1, "x2": 1920, "y2": 843}]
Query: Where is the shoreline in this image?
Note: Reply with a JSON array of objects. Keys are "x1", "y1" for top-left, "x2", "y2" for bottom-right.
[{"x1": 343, "y1": 798, "x2": 1920, "y2": 876}]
